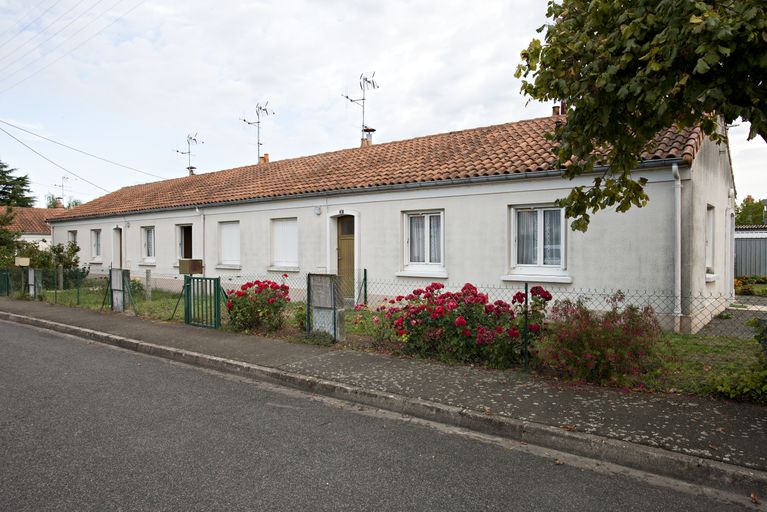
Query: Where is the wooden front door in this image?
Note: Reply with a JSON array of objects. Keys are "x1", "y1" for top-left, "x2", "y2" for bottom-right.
[{"x1": 337, "y1": 216, "x2": 355, "y2": 298}]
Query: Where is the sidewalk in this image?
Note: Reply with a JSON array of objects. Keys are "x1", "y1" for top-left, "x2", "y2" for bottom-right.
[{"x1": 1, "y1": 298, "x2": 765, "y2": 492}]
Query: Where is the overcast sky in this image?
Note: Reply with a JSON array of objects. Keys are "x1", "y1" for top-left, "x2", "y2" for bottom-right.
[{"x1": 0, "y1": 0, "x2": 764, "y2": 207}]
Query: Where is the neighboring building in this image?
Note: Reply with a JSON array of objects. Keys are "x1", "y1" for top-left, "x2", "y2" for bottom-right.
[
  {"x1": 735, "y1": 224, "x2": 767, "y2": 276},
  {"x1": 49, "y1": 110, "x2": 736, "y2": 332},
  {"x1": 3, "y1": 207, "x2": 65, "y2": 246}
]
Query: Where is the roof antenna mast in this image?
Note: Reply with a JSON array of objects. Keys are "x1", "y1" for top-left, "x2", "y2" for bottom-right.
[
  {"x1": 342, "y1": 72, "x2": 379, "y2": 144},
  {"x1": 175, "y1": 133, "x2": 204, "y2": 175},
  {"x1": 241, "y1": 101, "x2": 274, "y2": 160}
]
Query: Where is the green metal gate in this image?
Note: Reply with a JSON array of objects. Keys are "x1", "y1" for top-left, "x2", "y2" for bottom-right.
[
  {"x1": 0, "y1": 269, "x2": 9, "y2": 296},
  {"x1": 184, "y1": 275, "x2": 221, "y2": 328}
]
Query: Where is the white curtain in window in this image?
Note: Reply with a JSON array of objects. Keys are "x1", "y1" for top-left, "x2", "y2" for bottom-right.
[
  {"x1": 272, "y1": 218, "x2": 297, "y2": 267},
  {"x1": 409, "y1": 215, "x2": 425, "y2": 263},
  {"x1": 543, "y1": 210, "x2": 561, "y2": 265},
  {"x1": 429, "y1": 215, "x2": 441, "y2": 263},
  {"x1": 92, "y1": 230, "x2": 101, "y2": 257},
  {"x1": 517, "y1": 210, "x2": 537, "y2": 265},
  {"x1": 145, "y1": 228, "x2": 155, "y2": 258},
  {"x1": 220, "y1": 222, "x2": 240, "y2": 265}
]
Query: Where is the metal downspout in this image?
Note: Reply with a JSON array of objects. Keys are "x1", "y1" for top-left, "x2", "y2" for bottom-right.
[{"x1": 672, "y1": 164, "x2": 682, "y2": 332}]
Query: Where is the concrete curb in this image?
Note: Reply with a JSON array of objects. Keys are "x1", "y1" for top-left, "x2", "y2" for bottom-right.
[{"x1": 4, "y1": 311, "x2": 766, "y2": 498}]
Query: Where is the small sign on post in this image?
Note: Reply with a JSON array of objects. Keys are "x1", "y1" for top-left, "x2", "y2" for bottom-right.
[
  {"x1": 14, "y1": 257, "x2": 30, "y2": 267},
  {"x1": 179, "y1": 259, "x2": 203, "y2": 275}
]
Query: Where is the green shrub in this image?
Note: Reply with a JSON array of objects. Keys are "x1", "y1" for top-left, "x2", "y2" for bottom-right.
[
  {"x1": 533, "y1": 293, "x2": 663, "y2": 386},
  {"x1": 128, "y1": 278, "x2": 145, "y2": 298},
  {"x1": 225, "y1": 279, "x2": 290, "y2": 332},
  {"x1": 737, "y1": 284, "x2": 755, "y2": 296},
  {"x1": 714, "y1": 360, "x2": 767, "y2": 403}
]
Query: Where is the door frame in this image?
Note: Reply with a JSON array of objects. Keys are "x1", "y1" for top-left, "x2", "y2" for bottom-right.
[
  {"x1": 326, "y1": 208, "x2": 360, "y2": 302},
  {"x1": 112, "y1": 226, "x2": 123, "y2": 268}
]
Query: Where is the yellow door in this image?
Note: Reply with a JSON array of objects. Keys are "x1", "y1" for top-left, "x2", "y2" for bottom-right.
[{"x1": 337, "y1": 216, "x2": 355, "y2": 298}]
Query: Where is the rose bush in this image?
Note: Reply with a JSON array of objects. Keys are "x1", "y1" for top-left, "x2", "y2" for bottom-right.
[
  {"x1": 225, "y1": 279, "x2": 290, "y2": 332},
  {"x1": 533, "y1": 292, "x2": 662, "y2": 387},
  {"x1": 355, "y1": 282, "x2": 551, "y2": 367}
]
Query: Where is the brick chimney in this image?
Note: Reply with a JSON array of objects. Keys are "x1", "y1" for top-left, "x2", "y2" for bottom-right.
[
  {"x1": 259, "y1": 153, "x2": 270, "y2": 164},
  {"x1": 552, "y1": 105, "x2": 561, "y2": 116},
  {"x1": 187, "y1": 166, "x2": 196, "y2": 176},
  {"x1": 54, "y1": 197, "x2": 64, "y2": 208},
  {"x1": 360, "y1": 138, "x2": 371, "y2": 147}
]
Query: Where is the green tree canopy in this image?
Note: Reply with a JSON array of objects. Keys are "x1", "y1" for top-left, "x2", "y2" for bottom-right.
[
  {"x1": 0, "y1": 160, "x2": 34, "y2": 207},
  {"x1": 735, "y1": 195, "x2": 765, "y2": 225},
  {"x1": 516, "y1": 0, "x2": 766, "y2": 231}
]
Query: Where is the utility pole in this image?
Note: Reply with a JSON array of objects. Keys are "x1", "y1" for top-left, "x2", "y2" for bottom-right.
[{"x1": 342, "y1": 72, "x2": 379, "y2": 144}]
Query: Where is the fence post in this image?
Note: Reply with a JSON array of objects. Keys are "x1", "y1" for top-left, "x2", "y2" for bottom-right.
[
  {"x1": 523, "y1": 282, "x2": 529, "y2": 370},
  {"x1": 214, "y1": 277, "x2": 221, "y2": 329},
  {"x1": 331, "y1": 278, "x2": 337, "y2": 342},
  {"x1": 363, "y1": 268, "x2": 368, "y2": 305},
  {"x1": 145, "y1": 268, "x2": 152, "y2": 302},
  {"x1": 306, "y1": 273, "x2": 312, "y2": 336},
  {"x1": 57, "y1": 264, "x2": 64, "y2": 290},
  {"x1": 183, "y1": 275, "x2": 191, "y2": 324},
  {"x1": 76, "y1": 269, "x2": 81, "y2": 305}
]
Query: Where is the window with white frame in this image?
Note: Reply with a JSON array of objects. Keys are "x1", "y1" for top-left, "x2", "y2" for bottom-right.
[
  {"x1": 705, "y1": 205, "x2": 714, "y2": 273},
  {"x1": 512, "y1": 207, "x2": 564, "y2": 268},
  {"x1": 404, "y1": 211, "x2": 443, "y2": 269},
  {"x1": 271, "y1": 218, "x2": 298, "y2": 268},
  {"x1": 90, "y1": 229, "x2": 101, "y2": 258},
  {"x1": 67, "y1": 230, "x2": 77, "y2": 244},
  {"x1": 142, "y1": 226, "x2": 155, "y2": 260},
  {"x1": 219, "y1": 222, "x2": 240, "y2": 266}
]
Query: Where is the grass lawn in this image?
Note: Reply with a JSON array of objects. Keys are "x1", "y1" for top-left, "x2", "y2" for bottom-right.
[
  {"x1": 40, "y1": 285, "x2": 185, "y2": 323},
  {"x1": 649, "y1": 333, "x2": 765, "y2": 396},
  {"x1": 754, "y1": 284, "x2": 767, "y2": 296}
]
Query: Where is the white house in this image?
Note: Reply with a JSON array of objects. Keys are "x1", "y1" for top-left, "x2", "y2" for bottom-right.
[{"x1": 48, "y1": 110, "x2": 736, "y2": 332}]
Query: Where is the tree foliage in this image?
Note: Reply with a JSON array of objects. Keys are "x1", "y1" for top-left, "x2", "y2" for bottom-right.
[
  {"x1": 516, "y1": 0, "x2": 766, "y2": 230},
  {"x1": 736, "y1": 195, "x2": 765, "y2": 225},
  {"x1": 0, "y1": 160, "x2": 34, "y2": 207},
  {"x1": 45, "y1": 193, "x2": 81, "y2": 209}
]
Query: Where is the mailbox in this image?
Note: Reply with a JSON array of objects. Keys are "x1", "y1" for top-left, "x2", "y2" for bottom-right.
[{"x1": 178, "y1": 259, "x2": 203, "y2": 275}]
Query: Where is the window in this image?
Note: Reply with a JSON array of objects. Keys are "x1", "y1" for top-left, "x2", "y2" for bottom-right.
[
  {"x1": 142, "y1": 227, "x2": 155, "y2": 259},
  {"x1": 705, "y1": 205, "x2": 714, "y2": 272},
  {"x1": 67, "y1": 230, "x2": 77, "y2": 244},
  {"x1": 219, "y1": 222, "x2": 240, "y2": 266},
  {"x1": 513, "y1": 207, "x2": 564, "y2": 267},
  {"x1": 271, "y1": 218, "x2": 298, "y2": 268},
  {"x1": 90, "y1": 230, "x2": 101, "y2": 258},
  {"x1": 177, "y1": 225, "x2": 192, "y2": 259},
  {"x1": 405, "y1": 211, "x2": 443, "y2": 268}
]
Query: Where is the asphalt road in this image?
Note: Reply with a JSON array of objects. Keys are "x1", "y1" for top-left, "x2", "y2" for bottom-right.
[{"x1": 0, "y1": 321, "x2": 753, "y2": 511}]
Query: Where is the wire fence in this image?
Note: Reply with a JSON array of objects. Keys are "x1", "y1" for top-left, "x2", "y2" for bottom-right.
[{"x1": 1, "y1": 266, "x2": 765, "y2": 341}]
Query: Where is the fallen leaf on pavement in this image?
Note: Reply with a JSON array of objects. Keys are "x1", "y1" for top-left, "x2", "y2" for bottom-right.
[
  {"x1": 560, "y1": 424, "x2": 578, "y2": 432},
  {"x1": 484, "y1": 407, "x2": 492, "y2": 416},
  {"x1": 554, "y1": 459, "x2": 564, "y2": 465},
  {"x1": 751, "y1": 492, "x2": 760, "y2": 504}
]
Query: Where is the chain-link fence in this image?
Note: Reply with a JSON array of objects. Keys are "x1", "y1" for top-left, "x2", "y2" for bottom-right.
[{"x1": 3, "y1": 266, "x2": 764, "y2": 341}]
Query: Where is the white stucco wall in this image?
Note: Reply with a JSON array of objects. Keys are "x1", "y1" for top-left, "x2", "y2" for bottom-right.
[{"x1": 51, "y1": 167, "x2": 689, "y2": 298}]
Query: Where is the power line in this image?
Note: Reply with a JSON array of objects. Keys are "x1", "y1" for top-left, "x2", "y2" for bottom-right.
[
  {"x1": 0, "y1": 0, "x2": 145, "y2": 95},
  {"x1": 0, "y1": 0, "x2": 91, "y2": 66},
  {"x1": 0, "y1": 0, "x2": 64, "y2": 54},
  {"x1": 0, "y1": 125, "x2": 109, "y2": 192},
  {"x1": 0, "y1": 0, "x2": 108, "y2": 75},
  {"x1": 0, "y1": 0, "x2": 126, "y2": 85},
  {"x1": 0, "y1": 119, "x2": 164, "y2": 179}
]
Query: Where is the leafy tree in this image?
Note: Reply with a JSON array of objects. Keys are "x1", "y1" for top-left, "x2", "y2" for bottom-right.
[
  {"x1": 515, "y1": 0, "x2": 766, "y2": 231},
  {"x1": 0, "y1": 206, "x2": 20, "y2": 267},
  {"x1": 45, "y1": 193, "x2": 82, "y2": 209},
  {"x1": 0, "y1": 160, "x2": 34, "y2": 207},
  {"x1": 15, "y1": 241, "x2": 81, "y2": 270},
  {"x1": 736, "y1": 195, "x2": 765, "y2": 225}
]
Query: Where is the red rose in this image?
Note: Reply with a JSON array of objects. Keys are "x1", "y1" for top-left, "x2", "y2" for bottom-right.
[
  {"x1": 454, "y1": 316, "x2": 467, "y2": 327},
  {"x1": 462, "y1": 328, "x2": 472, "y2": 337},
  {"x1": 529, "y1": 323, "x2": 541, "y2": 333},
  {"x1": 226, "y1": 301, "x2": 233, "y2": 310}
]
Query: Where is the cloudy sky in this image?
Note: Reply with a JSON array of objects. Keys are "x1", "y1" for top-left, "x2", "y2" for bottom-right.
[{"x1": 0, "y1": 0, "x2": 764, "y2": 207}]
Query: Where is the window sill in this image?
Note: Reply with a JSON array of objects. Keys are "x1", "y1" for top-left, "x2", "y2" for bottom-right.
[
  {"x1": 705, "y1": 273, "x2": 718, "y2": 283},
  {"x1": 268, "y1": 266, "x2": 300, "y2": 273},
  {"x1": 501, "y1": 274, "x2": 573, "y2": 284},
  {"x1": 216, "y1": 264, "x2": 242, "y2": 270},
  {"x1": 90, "y1": 260, "x2": 103, "y2": 265},
  {"x1": 138, "y1": 262, "x2": 156, "y2": 267},
  {"x1": 396, "y1": 269, "x2": 448, "y2": 279}
]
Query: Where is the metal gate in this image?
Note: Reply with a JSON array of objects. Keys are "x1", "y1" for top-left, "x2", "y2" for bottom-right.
[
  {"x1": 0, "y1": 269, "x2": 9, "y2": 296},
  {"x1": 184, "y1": 275, "x2": 221, "y2": 328}
]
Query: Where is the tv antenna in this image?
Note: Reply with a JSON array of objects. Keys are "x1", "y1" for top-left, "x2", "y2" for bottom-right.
[
  {"x1": 53, "y1": 175, "x2": 70, "y2": 197},
  {"x1": 241, "y1": 101, "x2": 274, "y2": 160},
  {"x1": 175, "y1": 133, "x2": 204, "y2": 175},
  {"x1": 342, "y1": 72, "x2": 379, "y2": 142}
]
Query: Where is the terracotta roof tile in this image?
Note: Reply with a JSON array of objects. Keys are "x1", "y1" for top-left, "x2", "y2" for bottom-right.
[
  {"x1": 3, "y1": 207, "x2": 66, "y2": 234},
  {"x1": 52, "y1": 116, "x2": 704, "y2": 221}
]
